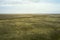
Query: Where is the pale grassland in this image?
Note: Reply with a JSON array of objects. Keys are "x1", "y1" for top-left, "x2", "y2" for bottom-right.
[{"x1": 0, "y1": 14, "x2": 60, "y2": 40}]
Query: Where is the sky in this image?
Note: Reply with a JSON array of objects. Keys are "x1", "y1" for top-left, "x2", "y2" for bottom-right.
[{"x1": 0, "y1": 0, "x2": 60, "y2": 14}]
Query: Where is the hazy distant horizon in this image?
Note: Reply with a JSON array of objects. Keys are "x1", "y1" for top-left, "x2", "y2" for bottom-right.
[{"x1": 0, "y1": 12, "x2": 60, "y2": 14}]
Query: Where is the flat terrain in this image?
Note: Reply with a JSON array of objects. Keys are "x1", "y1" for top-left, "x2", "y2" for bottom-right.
[{"x1": 0, "y1": 14, "x2": 60, "y2": 40}]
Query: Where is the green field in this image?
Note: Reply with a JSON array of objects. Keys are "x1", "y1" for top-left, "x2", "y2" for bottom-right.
[{"x1": 0, "y1": 14, "x2": 60, "y2": 40}]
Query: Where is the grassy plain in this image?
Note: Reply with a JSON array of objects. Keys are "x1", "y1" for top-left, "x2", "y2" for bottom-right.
[{"x1": 0, "y1": 14, "x2": 60, "y2": 40}]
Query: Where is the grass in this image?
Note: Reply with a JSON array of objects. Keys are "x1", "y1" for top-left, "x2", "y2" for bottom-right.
[{"x1": 0, "y1": 14, "x2": 60, "y2": 40}]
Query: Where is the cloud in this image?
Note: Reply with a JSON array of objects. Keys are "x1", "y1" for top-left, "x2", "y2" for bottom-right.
[
  {"x1": 40, "y1": 0, "x2": 60, "y2": 4},
  {"x1": 0, "y1": 0, "x2": 60, "y2": 14}
]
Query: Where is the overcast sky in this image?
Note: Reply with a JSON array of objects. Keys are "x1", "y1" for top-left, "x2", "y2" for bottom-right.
[{"x1": 0, "y1": 0, "x2": 60, "y2": 14}]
